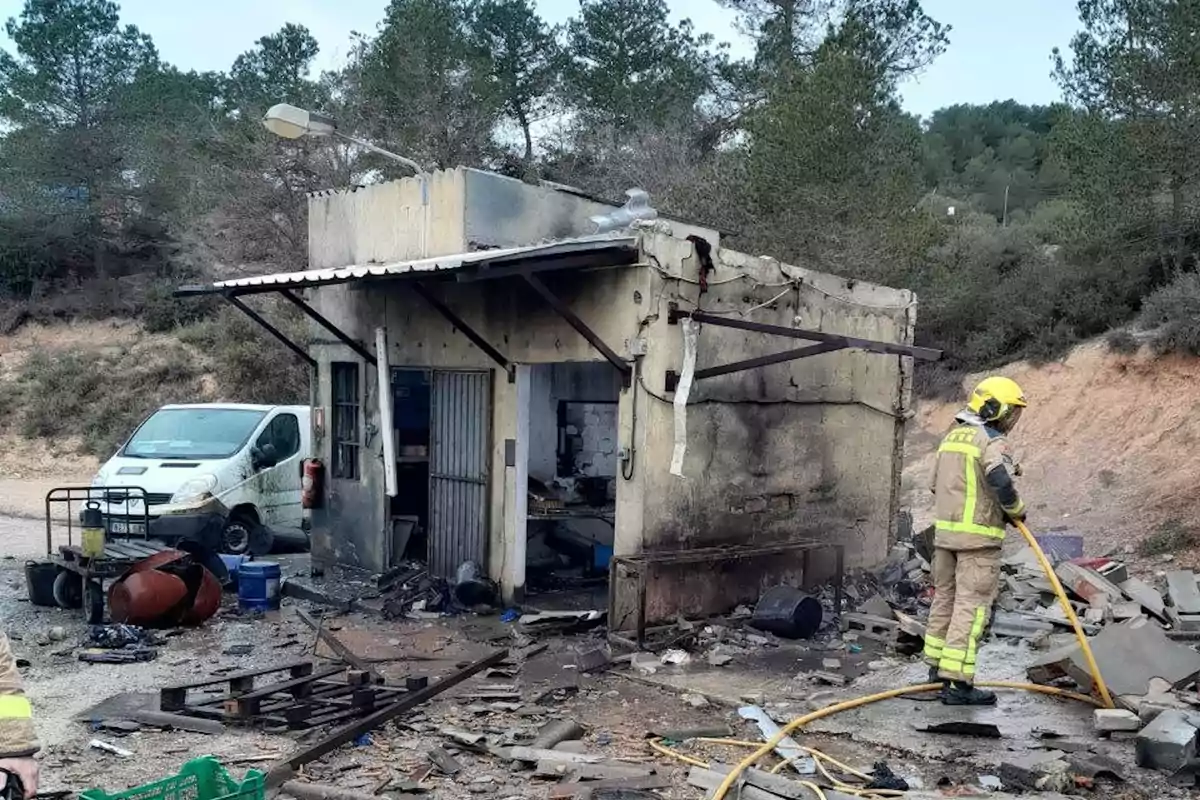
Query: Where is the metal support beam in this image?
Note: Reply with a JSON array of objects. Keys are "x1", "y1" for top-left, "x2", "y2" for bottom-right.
[
  {"x1": 670, "y1": 307, "x2": 942, "y2": 361},
  {"x1": 521, "y1": 272, "x2": 632, "y2": 385},
  {"x1": 281, "y1": 289, "x2": 378, "y2": 366},
  {"x1": 265, "y1": 649, "x2": 508, "y2": 787},
  {"x1": 410, "y1": 282, "x2": 513, "y2": 379},
  {"x1": 664, "y1": 341, "x2": 845, "y2": 392},
  {"x1": 456, "y1": 250, "x2": 639, "y2": 283},
  {"x1": 224, "y1": 295, "x2": 317, "y2": 368}
]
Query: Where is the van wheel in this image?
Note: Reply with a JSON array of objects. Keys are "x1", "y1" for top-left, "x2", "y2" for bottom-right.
[
  {"x1": 222, "y1": 518, "x2": 253, "y2": 555},
  {"x1": 248, "y1": 525, "x2": 275, "y2": 557}
]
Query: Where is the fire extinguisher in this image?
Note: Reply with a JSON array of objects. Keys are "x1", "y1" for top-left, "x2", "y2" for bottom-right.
[{"x1": 302, "y1": 458, "x2": 324, "y2": 509}]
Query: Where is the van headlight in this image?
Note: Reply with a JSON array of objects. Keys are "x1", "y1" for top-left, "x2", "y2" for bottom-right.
[
  {"x1": 171, "y1": 475, "x2": 218, "y2": 504},
  {"x1": 91, "y1": 472, "x2": 107, "y2": 487}
]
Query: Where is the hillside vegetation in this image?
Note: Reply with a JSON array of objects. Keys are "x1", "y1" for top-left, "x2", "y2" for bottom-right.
[{"x1": 1, "y1": 0, "x2": 1200, "y2": 455}]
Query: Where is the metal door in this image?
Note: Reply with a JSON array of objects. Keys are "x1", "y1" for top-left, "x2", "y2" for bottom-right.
[{"x1": 428, "y1": 370, "x2": 492, "y2": 577}]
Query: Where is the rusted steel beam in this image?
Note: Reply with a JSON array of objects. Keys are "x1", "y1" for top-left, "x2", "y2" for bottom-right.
[
  {"x1": 265, "y1": 648, "x2": 509, "y2": 787},
  {"x1": 410, "y1": 282, "x2": 512, "y2": 378},
  {"x1": 224, "y1": 295, "x2": 316, "y2": 368},
  {"x1": 521, "y1": 272, "x2": 631, "y2": 385},
  {"x1": 280, "y1": 289, "x2": 377, "y2": 366},
  {"x1": 665, "y1": 341, "x2": 847, "y2": 391},
  {"x1": 672, "y1": 308, "x2": 942, "y2": 362}
]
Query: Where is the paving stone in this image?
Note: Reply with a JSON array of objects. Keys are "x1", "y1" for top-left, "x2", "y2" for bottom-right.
[
  {"x1": 1135, "y1": 709, "x2": 1198, "y2": 773},
  {"x1": 1119, "y1": 576, "x2": 1169, "y2": 622},
  {"x1": 1166, "y1": 571, "x2": 1200, "y2": 615},
  {"x1": 1093, "y1": 708, "x2": 1140, "y2": 732}
]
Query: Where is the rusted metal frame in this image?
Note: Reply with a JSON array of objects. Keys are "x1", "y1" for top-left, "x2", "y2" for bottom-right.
[
  {"x1": 226, "y1": 665, "x2": 349, "y2": 718},
  {"x1": 521, "y1": 271, "x2": 632, "y2": 386},
  {"x1": 409, "y1": 282, "x2": 513, "y2": 380},
  {"x1": 671, "y1": 308, "x2": 943, "y2": 362},
  {"x1": 663, "y1": 341, "x2": 847, "y2": 392},
  {"x1": 280, "y1": 289, "x2": 377, "y2": 366},
  {"x1": 223, "y1": 294, "x2": 317, "y2": 368},
  {"x1": 266, "y1": 648, "x2": 509, "y2": 787},
  {"x1": 161, "y1": 661, "x2": 316, "y2": 711}
]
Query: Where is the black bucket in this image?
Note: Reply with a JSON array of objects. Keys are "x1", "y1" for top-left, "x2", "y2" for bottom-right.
[
  {"x1": 750, "y1": 585, "x2": 823, "y2": 639},
  {"x1": 25, "y1": 561, "x2": 59, "y2": 607}
]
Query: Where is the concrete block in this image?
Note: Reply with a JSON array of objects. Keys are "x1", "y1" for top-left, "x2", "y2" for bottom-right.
[
  {"x1": 1093, "y1": 708, "x2": 1140, "y2": 732},
  {"x1": 1138, "y1": 696, "x2": 1189, "y2": 725},
  {"x1": 1055, "y1": 562, "x2": 1124, "y2": 605},
  {"x1": 1120, "y1": 576, "x2": 1169, "y2": 622},
  {"x1": 1135, "y1": 709, "x2": 1198, "y2": 772},
  {"x1": 1027, "y1": 617, "x2": 1200, "y2": 696},
  {"x1": 992, "y1": 610, "x2": 1055, "y2": 640},
  {"x1": 1167, "y1": 570, "x2": 1200, "y2": 615}
]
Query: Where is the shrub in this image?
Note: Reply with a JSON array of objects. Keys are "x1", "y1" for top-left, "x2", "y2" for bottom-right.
[
  {"x1": 178, "y1": 303, "x2": 309, "y2": 405},
  {"x1": 16, "y1": 343, "x2": 208, "y2": 458},
  {"x1": 1106, "y1": 329, "x2": 1140, "y2": 354},
  {"x1": 1139, "y1": 272, "x2": 1200, "y2": 356},
  {"x1": 1138, "y1": 518, "x2": 1197, "y2": 556}
]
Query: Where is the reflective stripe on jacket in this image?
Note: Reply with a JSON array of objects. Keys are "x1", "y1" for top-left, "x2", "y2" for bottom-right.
[
  {"x1": 929, "y1": 415, "x2": 1018, "y2": 551},
  {"x1": 0, "y1": 632, "x2": 38, "y2": 758}
]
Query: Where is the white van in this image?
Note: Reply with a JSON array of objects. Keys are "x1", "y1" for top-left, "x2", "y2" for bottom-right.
[{"x1": 90, "y1": 403, "x2": 312, "y2": 555}]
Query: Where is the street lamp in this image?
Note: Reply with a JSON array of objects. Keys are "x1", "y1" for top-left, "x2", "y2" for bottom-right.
[{"x1": 262, "y1": 103, "x2": 425, "y2": 176}]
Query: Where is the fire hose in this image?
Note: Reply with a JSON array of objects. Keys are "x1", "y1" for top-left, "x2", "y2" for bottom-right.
[{"x1": 653, "y1": 521, "x2": 1114, "y2": 799}]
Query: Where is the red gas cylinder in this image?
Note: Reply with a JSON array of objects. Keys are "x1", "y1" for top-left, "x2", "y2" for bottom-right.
[
  {"x1": 302, "y1": 458, "x2": 324, "y2": 509},
  {"x1": 108, "y1": 570, "x2": 188, "y2": 626}
]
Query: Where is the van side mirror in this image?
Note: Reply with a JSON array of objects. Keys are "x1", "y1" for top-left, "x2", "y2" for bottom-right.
[{"x1": 254, "y1": 443, "x2": 279, "y2": 470}]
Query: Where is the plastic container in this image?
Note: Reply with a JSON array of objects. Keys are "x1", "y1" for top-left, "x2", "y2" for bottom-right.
[
  {"x1": 81, "y1": 756, "x2": 263, "y2": 800},
  {"x1": 237, "y1": 562, "x2": 281, "y2": 612},
  {"x1": 25, "y1": 561, "x2": 58, "y2": 607},
  {"x1": 749, "y1": 585, "x2": 823, "y2": 639},
  {"x1": 219, "y1": 555, "x2": 249, "y2": 589}
]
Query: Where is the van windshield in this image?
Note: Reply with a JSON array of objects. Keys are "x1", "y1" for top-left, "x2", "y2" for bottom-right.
[{"x1": 122, "y1": 408, "x2": 267, "y2": 460}]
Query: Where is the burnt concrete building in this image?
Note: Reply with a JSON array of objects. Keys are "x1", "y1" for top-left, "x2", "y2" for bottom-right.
[{"x1": 185, "y1": 167, "x2": 935, "y2": 632}]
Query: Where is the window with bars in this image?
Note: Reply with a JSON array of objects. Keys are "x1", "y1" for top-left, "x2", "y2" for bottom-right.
[{"x1": 332, "y1": 362, "x2": 361, "y2": 480}]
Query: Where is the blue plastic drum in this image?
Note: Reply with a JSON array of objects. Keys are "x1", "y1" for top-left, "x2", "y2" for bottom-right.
[{"x1": 237, "y1": 561, "x2": 281, "y2": 612}]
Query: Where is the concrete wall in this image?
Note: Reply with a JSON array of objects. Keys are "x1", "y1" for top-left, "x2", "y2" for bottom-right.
[{"x1": 612, "y1": 233, "x2": 916, "y2": 624}]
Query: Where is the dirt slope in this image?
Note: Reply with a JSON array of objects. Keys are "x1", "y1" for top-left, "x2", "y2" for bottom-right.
[
  {"x1": 904, "y1": 340, "x2": 1200, "y2": 559},
  {"x1": 0, "y1": 320, "x2": 218, "y2": 517}
]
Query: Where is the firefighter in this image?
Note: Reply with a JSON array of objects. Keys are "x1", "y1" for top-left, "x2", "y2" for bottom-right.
[
  {"x1": 0, "y1": 630, "x2": 38, "y2": 799},
  {"x1": 923, "y1": 376, "x2": 1027, "y2": 706}
]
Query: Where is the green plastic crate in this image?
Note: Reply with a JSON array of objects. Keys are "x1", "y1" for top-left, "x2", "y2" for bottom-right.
[{"x1": 80, "y1": 757, "x2": 264, "y2": 800}]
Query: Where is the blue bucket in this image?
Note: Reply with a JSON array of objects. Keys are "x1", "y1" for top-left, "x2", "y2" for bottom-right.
[{"x1": 237, "y1": 561, "x2": 281, "y2": 612}]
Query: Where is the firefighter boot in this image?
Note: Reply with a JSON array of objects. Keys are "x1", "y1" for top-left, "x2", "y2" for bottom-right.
[
  {"x1": 928, "y1": 666, "x2": 944, "y2": 685},
  {"x1": 940, "y1": 681, "x2": 997, "y2": 706}
]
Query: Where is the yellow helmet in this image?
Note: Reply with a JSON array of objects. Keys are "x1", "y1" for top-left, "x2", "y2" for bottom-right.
[{"x1": 967, "y1": 376, "x2": 1027, "y2": 425}]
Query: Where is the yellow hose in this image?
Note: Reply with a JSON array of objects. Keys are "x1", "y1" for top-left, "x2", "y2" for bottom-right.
[
  {"x1": 1013, "y1": 519, "x2": 1114, "y2": 708},
  {"x1": 706, "y1": 680, "x2": 1104, "y2": 797},
  {"x1": 692, "y1": 520, "x2": 1114, "y2": 800}
]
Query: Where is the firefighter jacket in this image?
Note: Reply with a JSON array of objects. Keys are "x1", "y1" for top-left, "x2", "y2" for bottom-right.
[
  {"x1": 929, "y1": 412, "x2": 1024, "y2": 551},
  {"x1": 0, "y1": 631, "x2": 37, "y2": 758}
]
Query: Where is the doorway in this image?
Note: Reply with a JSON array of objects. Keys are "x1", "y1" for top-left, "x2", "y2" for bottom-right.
[
  {"x1": 389, "y1": 368, "x2": 491, "y2": 576},
  {"x1": 524, "y1": 362, "x2": 620, "y2": 602}
]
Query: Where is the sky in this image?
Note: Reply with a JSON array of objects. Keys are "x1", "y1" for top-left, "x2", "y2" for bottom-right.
[{"x1": 0, "y1": 0, "x2": 1084, "y2": 119}]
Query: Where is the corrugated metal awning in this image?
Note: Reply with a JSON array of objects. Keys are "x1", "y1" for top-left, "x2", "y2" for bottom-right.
[{"x1": 178, "y1": 235, "x2": 639, "y2": 296}]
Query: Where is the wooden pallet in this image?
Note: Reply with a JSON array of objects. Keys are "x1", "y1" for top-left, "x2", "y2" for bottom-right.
[{"x1": 160, "y1": 660, "x2": 406, "y2": 731}]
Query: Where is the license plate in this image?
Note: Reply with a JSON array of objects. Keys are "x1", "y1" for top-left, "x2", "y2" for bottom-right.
[{"x1": 109, "y1": 521, "x2": 146, "y2": 535}]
